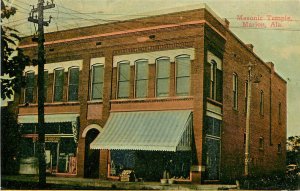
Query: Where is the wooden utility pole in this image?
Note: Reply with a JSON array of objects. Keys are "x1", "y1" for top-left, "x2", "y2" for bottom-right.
[
  {"x1": 28, "y1": 0, "x2": 55, "y2": 187},
  {"x1": 244, "y1": 65, "x2": 252, "y2": 176}
]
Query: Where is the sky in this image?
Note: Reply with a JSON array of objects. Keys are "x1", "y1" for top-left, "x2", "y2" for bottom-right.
[{"x1": 3, "y1": 0, "x2": 300, "y2": 137}]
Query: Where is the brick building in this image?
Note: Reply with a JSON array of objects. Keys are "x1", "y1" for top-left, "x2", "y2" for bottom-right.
[{"x1": 16, "y1": 4, "x2": 286, "y2": 183}]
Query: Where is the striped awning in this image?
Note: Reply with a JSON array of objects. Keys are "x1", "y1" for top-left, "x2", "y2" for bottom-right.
[
  {"x1": 18, "y1": 113, "x2": 79, "y2": 123},
  {"x1": 90, "y1": 110, "x2": 193, "y2": 152}
]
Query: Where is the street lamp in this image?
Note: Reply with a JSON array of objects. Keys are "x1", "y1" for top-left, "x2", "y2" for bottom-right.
[{"x1": 244, "y1": 63, "x2": 261, "y2": 177}]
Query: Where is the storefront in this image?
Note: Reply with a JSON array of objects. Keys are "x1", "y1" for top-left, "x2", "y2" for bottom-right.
[
  {"x1": 90, "y1": 110, "x2": 193, "y2": 181},
  {"x1": 18, "y1": 114, "x2": 79, "y2": 175}
]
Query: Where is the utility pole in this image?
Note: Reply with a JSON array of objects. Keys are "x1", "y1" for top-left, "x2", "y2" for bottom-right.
[
  {"x1": 244, "y1": 63, "x2": 261, "y2": 177},
  {"x1": 244, "y1": 65, "x2": 252, "y2": 177},
  {"x1": 28, "y1": 0, "x2": 55, "y2": 187}
]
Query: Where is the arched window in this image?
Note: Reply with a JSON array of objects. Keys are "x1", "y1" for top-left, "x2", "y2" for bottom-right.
[
  {"x1": 210, "y1": 61, "x2": 217, "y2": 99},
  {"x1": 24, "y1": 71, "x2": 35, "y2": 103},
  {"x1": 156, "y1": 57, "x2": 170, "y2": 97},
  {"x1": 260, "y1": 90, "x2": 264, "y2": 115},
  {"x1": 53, "y1": 68, "x2": 64, "y2": 102},
  {"x1": 233, "y1": 73, "x2": 238, "y2": 109},
  {"x1": 135, "y1": 59, "x2": 148, "y2": 98},
  {"x1": 117, "y1": 61, "x2": 130, "y2": 99},
  {"x1": 91, "y1": 64, "x2": 104, "y2": 100},
  {"x1": 175, "y1": 55, "x2": 191, "y2": 96},
  {"x1": 68, "y1": 67, "x2": 79, "y2": 101}
]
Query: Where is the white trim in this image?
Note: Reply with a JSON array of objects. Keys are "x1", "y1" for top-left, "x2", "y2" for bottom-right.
[
  {"x1": 206, "y1": 110, "x2": 222, "y2": 120},
  {"x1": 207, "y1": 102, "x2": 222, "y2": 115},
  {"x1": 207, "y1": 51, "x2": 222, "y2": 70},
  {"x1": 82, "y1": 124, "x2": 103, "y2": 138},
  {"x1": 18, "y1": 113, "x2": 79, "y2": 123},
  {"x1": 24, "y1": 60, "x2": 83, "y2": 74},
  {"x1": 113, "y1": 48, "x2": 195, "y2": 67},
  {"x1": 90, "y1": 57, "x2": 105, "y2": 68}
]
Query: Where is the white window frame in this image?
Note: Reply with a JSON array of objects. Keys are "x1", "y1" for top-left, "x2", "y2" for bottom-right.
[
  {"x1": 53, "y1": 67, "x2": 65, "y2": 102},
  {"x1": 134, "y1": 59, "x2": 148, "y2": 98},
  {"x1": 90, "y1": 64, "x2": 105, "y2": 101},
  {"x1": 67, "y1": 66, "x2": 80, "y2": 102},
  {"x1": 117, "y1": 61, "x2": 130, "y2": 99},
  {"x1": 175, "y1": 54, "x2": 191, "y2": 96},
  {"x1": 155, "y1": 57, "x2": 170, "y2": 97}
]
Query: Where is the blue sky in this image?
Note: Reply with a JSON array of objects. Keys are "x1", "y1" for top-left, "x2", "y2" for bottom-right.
[{"x1": 4, "y1": 0, "x2": 300, "y2": 137}]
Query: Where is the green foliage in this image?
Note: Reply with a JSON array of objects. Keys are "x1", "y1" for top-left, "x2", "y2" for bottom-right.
[
  {"x1": 1, "y1": 106, "x2": 21, "y2": 174},
  {"x1": 286, "y1": 136, "x2": 300, "y2": 165},
  {"x1": 1, "y1": 0, "x2": 30, "y2": 100}
]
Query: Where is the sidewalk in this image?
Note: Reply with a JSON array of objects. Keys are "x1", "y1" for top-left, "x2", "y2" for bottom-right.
[{"x1": 1, "y1": 175, "x2": 238, "y2": 190}]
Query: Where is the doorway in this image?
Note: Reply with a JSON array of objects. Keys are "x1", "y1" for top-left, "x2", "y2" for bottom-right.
[{"x1": 84, "y1": 129, "x2": 100, "y2": 178}]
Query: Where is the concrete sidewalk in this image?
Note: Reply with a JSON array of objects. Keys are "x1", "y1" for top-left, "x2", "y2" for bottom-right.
[{"x1": 1, "y1": 175, "x2": 238, "y2": 190}]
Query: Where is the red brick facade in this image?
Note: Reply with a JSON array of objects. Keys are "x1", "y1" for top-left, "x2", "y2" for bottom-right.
[{"x1": 16, "y1": 5, "x2": 286, "y2": 183}]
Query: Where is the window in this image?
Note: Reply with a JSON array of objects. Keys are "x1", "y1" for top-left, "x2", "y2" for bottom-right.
[
  {"x1": 44, "y1": 70, "x2": 48, "y2": 101},
  {"x1": 91, "y1": 64, "x2": 104, "y2": 100},
  {"x1": 176, "y1": 55, "x2": 191, "y2": 96},
  {"x1": 277, "y1": 143, "x2": 282, "y2": 153},
  {"x1": 279, "y1": 102, "x2": 282, "y2": 124},
  {"x1": 53, "y1": 68, "x2": 64, "y2": 102},
  {"x1": 156, "y1": 57, "x2": 170, "y2": 97},
  {"x1": 135, "y1": 60, "x2": 148, "y2": 98},
  {"x1": 117, "y1": 61, "x2": 130, "y2": 99},
  {"x1": 25, "y1": 71, "x2": 35, "y2": 103},
  {"x1": 260, "y1": 90, "x2": 264, "y2": 115},
  {"x1": 259, "y1": 137, "x2": 264, "y2": 150},
  {"x1": 245, "y1": 81, "x2": 248, "y2": 112},
  {"x1": 68, "y1": 67, "x2": 79, "y2": 101},
  {"x1": 233, "y1": 73, "x2": 238, "y2": 109},
  {"x1": 210, "y1": 61, "x2": 217, "y2": 99},
  {"x1": 205, "y1": 116, "x2": 221, "y2": 137}
]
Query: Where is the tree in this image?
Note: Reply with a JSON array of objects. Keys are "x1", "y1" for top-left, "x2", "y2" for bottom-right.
[
  {"x1": 286, "y1": 136, "x2": 300, "y2": 165},
  {"x1": 1, "y1": 0, "x2": 30, "y2": 100}
]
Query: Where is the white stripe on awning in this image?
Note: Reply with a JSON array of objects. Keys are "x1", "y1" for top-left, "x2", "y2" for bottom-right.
[
  {"x1": 90, "y1": 110, "x2": 192, "y2": 152},
  {"x1": 18, "y1": 114, "x2": 79, "y2": 123}
]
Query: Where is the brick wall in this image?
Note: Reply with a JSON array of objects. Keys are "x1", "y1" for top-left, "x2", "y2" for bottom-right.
[{"x1": 17, "y1": 6, "x2": 286, "y2": 183}]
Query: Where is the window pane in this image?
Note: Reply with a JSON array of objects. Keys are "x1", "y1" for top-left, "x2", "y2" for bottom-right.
[
  {"x1": 119, "y1": 62, "x2": 130, "y2": 81},
  {"x1": 136, "y1": 80, "x2": 148, "y2": 98},
  {"x1": 54, "y1": 85, "x2": 63, "y2": 101},
  {"x1": 176, "y1": 77, "x2": 190, "y2": 95},
  {"x1": 157, "y1": 58, "x2": 170, "y2": 78},
  {"x1": 55, "y1": 69, "x2": 64, "y2": 86},
  {"x1": 93, "y1": 65, "x2": 104, "y2": 83},
  {"x1": 68, "y1": 85, "x2": 78, "y2": 101},
  {"x1": 176, "y1": 56, "x2": 190, "y2": 77},
  {"x1": 118, "y1": 81, "x2": 129, "y2": 98},
  {"x1": 118, "y1": 62, "x2": 130, "y2": 98},
  {"x1": 54, "y1": 69, "x2": 64, "y2": 102},
  {"x1": 68, "y1": 68, "x2": 79, "y2": 101},
  {"x1": 135, "y1": 60, "x2": 148, "y2": 98},
  {"x1": 25, "y1": 72, "x2": 35, "y2": 103},
  {"x1": 157, "y1": 78, "x2": 169, "y2": 97},
  {"x1": 25, "y1": 88, "x2": 34, "y2": 103},
  {"x1": 69, "y1": 68, "x2": 79, "y2": 85},
  {"x1": 136, "y1": 60, "x2": 148, "y2": 80},
  {"x1": 92, "y1": 83, "x2": 103, "y2": 99}
]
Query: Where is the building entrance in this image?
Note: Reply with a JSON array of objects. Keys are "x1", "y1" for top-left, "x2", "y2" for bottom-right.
[{"x1": 84, "y1": 129, "x2": 100, "y2": 178}]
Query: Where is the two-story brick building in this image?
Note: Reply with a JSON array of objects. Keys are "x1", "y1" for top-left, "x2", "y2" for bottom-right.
[{"x1": 16, "y1": 4, "x2": 286, "y2": 183}]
